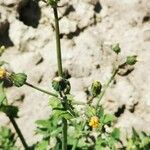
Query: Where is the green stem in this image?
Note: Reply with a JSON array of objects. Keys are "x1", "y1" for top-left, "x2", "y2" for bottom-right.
[
  {"x1": 9, "y1": 116, "x2": 29, "y2": 149},
  {"x1": 25, "y1": 82, "x2": 58, "y2": 97},
  {"x1": 25, "y1": 82, "x2": 85, "y2": 106},
  {"x1": 96, "y1": 68, "x2": 119, "y2": 110},
  {"x1": 53, "y1": 6, "x2": 67, "y2": 150},
  {"x1": 53, "y1": 7, "x2": 63, "y2": 76}
]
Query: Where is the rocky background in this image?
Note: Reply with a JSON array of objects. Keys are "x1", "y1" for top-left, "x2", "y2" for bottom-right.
[{"x1": 0, "y1": 0, "x2": 150, "y2": 147}]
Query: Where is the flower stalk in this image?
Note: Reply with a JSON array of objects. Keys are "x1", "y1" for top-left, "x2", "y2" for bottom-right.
[{"x1": 96, "y1": 67, "x2": 119, "y2": 110}]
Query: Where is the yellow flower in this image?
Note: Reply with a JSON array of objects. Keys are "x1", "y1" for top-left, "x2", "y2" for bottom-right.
[
  {"x1": 89, "y1": 116, "x2": 99, "y2": 128},
  {"x1": 0, "y1": 68, "x2": 6, "y2": 79}
]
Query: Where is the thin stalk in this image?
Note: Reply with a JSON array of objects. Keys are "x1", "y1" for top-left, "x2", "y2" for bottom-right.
[
  {"x1": 25, "y1": 82, "x2": 58, "y2": 97},
  {"x1": 9, "y1": 116, "x2": 28, "y2": 149},
  {"x1": 53, "y1": 6, "x2": 63, "y2": 76},
  {"x1": 95, "y1": 68, "x2": 119, "y2": 110},
  {"x1": 53, "y1": 6, "x2": 67, "y2": 150},
  {"x1": 25, "y1": 82, "x2": 85, "y2": 106}
]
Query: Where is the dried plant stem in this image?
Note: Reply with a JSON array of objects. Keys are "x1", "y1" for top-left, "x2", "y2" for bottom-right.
[
  {"x1": 9, "y1": 116, "x2": 28, "y2": 149},
  {"x1": 53, "y1": 6, "x2": 67, "y2": 150}
]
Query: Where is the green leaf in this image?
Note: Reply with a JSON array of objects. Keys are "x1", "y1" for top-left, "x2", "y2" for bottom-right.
[
  {"x1": 0, "y1": 82, "x2": 7, "y2": 105},
  {"x1": 35, "y1": 120, "x2": 51, "y2": 129},
  {"x1": 35, "y1": 140, "x2": 48, "y2": 150},
  {"x1": 111, "y1": 128, "x2": 120, "y2": 140},
  {"x1": 10, "y1": 73, "x2": 27, "y2": 87},
  {"x1": 49, "y1": 97, "x2": 61, "y2": 108},
  {"x1": 53, "y1": 109, "x2": 73, "y2": 120},
  {"x1": 97, "y1": 106, "x2": 104, "y2": 118},
  {"x1": 85, "y1": 106, "x2": 96, "y2": 117},
  {"x1": 0, "y1": 105, "x2": 19, "y2": 118},
  {"x1": 0, "y1": 126, "x2": 18, "y2": 150},
  {"x1": 126, "y1": 55, "x2": 137, "y2": 65},
  {"x1": 111, "y1": 43, "x2": 121, "y2": 54},
  {"x1": 102, "y1": 114, "x2": 116, "y2": 124}
]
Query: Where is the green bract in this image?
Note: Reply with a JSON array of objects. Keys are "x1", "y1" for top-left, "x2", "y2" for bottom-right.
[
  {"x1": 91, "y1": 80, "x2": 102, "y2": 97},
  {"x1": 126, "y1": 55, "x2": 137, "y2": 65},
  {"x1": 111, "y1": 43, "x2": 121, "y2": 54},
  {"x1": 10, "y1": 73, "x2": 27, "y2": 87}
]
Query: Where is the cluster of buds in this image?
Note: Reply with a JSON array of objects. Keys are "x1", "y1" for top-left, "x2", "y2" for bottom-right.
[
  {"x1": 52, "y1": 76, "x2": 71, "y2": 94},
  {"x1": 89, "y1": 116, "x2": 99, "y2": 129}
]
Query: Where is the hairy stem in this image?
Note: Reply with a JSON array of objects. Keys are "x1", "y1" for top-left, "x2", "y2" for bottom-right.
[
  {"x1": 9, "y1": 116, "x2": 28, "y2": 149},
  {"x1": 25, "y1": 82, "x2": 85, "y2": 106},
  {"x1": 53, "y1": 6, "x2": 67, "y2": 150},
  {"x1": 53, "y1": 7, "x2": 63, "y2": 76},
  {"x1": 96, "y1": 68, "x2": 119, "y2": 110},
  {"x1": 25, "y1": 82, "x2": 58, "y2": 97}
]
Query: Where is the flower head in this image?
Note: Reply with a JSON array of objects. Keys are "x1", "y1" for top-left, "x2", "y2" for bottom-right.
[
  {"x1": 0, "y1": 68, "x2": 6, "y2": 79},
  {"x1": 89, "y1": 116, "x2": 99, "y2": 128}
]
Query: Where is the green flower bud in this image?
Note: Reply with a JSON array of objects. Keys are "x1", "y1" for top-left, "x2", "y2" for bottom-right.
[
  {"x1": 91, "y1": 80, "x2": 102, "y2": 97},
  {"x1": 10, "y1": 73, "x2": 27, "y2": 87},
  {"x1": 52, "y1": 77, "x2": 71, "y2": 93},
  {"x1": 126, "y1": 55, "x2": 137, "y2": 65},
  {"x1": 48, "y1": 0, "x2": 59, "y2": 6},
  {"x1": 52, "y1": 76, "x2": 66, "y2": 91},
  {"x1": 111, "y1": 43, "x2": 121, "y2": 54}
]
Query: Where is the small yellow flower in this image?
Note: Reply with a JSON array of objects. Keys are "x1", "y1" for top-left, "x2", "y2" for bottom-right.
[
  {"x1": 89, "y1": 116, "x2": 99, "y2": 128},
  {"x1": 0, "y1": 68, "x2": 6, "y2": 79}
]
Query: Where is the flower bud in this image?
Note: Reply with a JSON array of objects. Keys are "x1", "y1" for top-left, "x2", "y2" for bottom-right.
[
  {"x1": 10, "y1": 73, "x2": 27, "y2": 87},
  {"x1": 126, "y1": 55, "x2": 137, "y2": 65},
  {"x1": 111, "y1": 43, "x2": 121, "y2": 54},
  {"x1": 48, "y1": 0, "x2": 59, "y2": 6},
  {"x1": 52, "y1": 76, "x2": 66, "y2": 91},
  {"x1": 91, "y1": 80, "x2": 102, "y2": 97}
]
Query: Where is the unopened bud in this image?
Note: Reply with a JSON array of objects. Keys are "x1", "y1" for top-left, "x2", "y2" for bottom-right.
[
  {"x1": 126, "y1": 55, "x2": 137, "y2": 65},
  {"x1": 10, "y1": 73, "x2": 27, "y2": 87},
  {"x1": 91, "y1": 80, "x2": 102, "y2": 97},
  {"x1": 111, "y1": 43, "x2": 121, "y2": 54}
]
